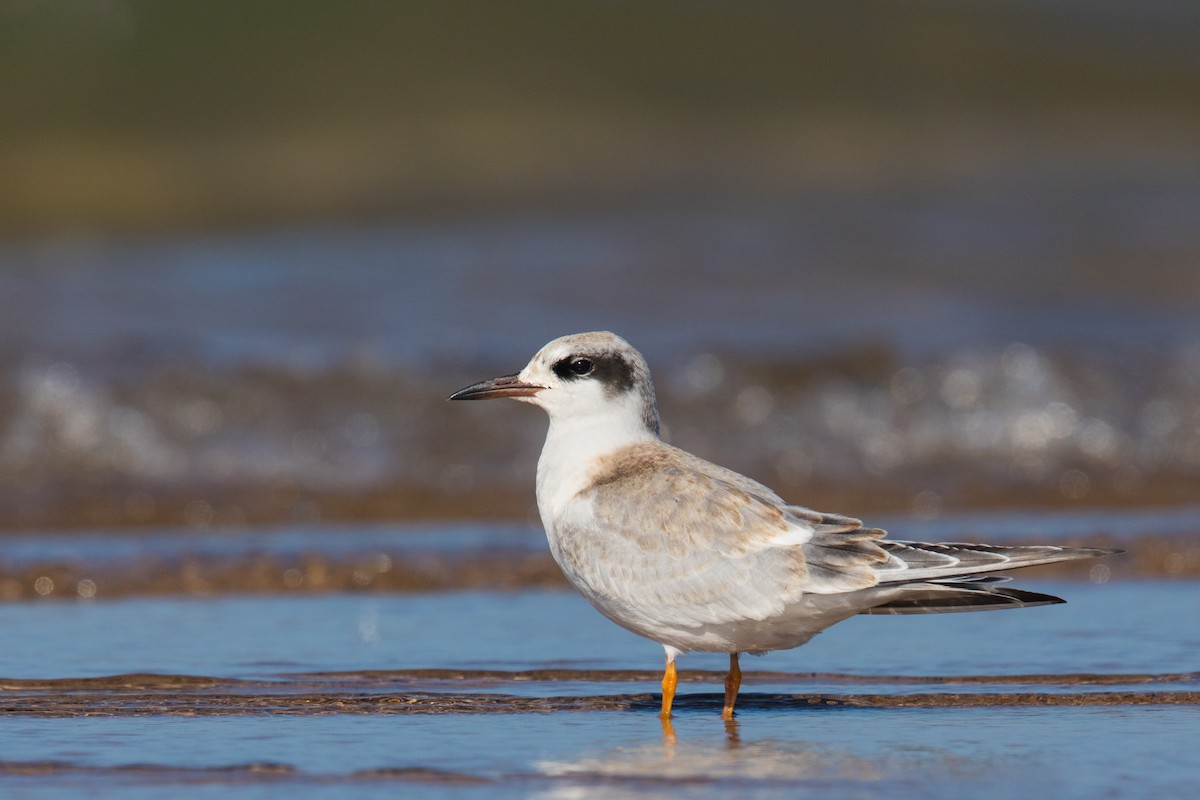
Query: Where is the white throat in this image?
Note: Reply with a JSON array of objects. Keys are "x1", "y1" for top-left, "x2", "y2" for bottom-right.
[{"x1": 535, "y1": 397, "x2": 658, "y2": 526}]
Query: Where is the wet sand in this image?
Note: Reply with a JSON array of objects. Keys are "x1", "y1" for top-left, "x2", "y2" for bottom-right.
[
  {"x1": 2, "y1": 669, "x2": 1196, "y2": 718},
  {"x1": 0, "y1": 761, "x2": 489, "y2": 787}
]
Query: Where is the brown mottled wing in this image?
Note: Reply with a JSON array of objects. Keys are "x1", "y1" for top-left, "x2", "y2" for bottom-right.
[{"x1": 555, "y1": 444, "x2": 889, "y2": 629}]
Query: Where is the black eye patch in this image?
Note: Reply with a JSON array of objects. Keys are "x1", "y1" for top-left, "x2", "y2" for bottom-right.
[
  {"x1": 553, "y1": 355, "x2": 592, "y2": 380},
  {"x1": 552, "y1": 353, "x2": 635, "y2": 395}
]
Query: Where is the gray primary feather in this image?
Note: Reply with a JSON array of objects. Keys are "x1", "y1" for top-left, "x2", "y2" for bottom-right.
[
  {"x1": 860, "y1": 540, "x2": 1117, "y2": 615},
  {"x1": 873, "y1": 540, "x2": 1117, "y2": 583}
]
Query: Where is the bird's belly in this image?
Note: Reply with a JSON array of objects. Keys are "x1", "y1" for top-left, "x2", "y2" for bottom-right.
[
  {"x1": 656, "y1": 593, "x2": 871, "y2": 654},
  {"x1": 543, "y1": 531, "x2": 696, "y2": 646},
  {"x1": 573, "y1": 593, "x2": 867, "y2": 654},
  {"x1": 549, "y1": 532, "x2": 879, "y2": 653}
]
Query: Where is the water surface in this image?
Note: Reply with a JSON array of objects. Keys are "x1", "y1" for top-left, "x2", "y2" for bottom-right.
[{"x1": 2, "y1": 516, "x2": 1197, "y2": 799}]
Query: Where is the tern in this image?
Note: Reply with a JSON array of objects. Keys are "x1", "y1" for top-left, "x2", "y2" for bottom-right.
[{"x1": 450, "y1": 331, "x2": 1117, "y2": 719}]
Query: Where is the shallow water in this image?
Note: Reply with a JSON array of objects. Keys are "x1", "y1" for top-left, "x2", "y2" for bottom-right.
[
  {"x1": 3, "y1": 706, "x2": 1198, "y2": 799},
  {"x1": 3, "y1": 582, "x2": 1200, "y2": 797},
  {"x1": 0, "y1": 521, "x2": 543, "y2": 568},
  {"x1": 2, "y1": 507, "x2": 1198, "y2": 799},
  {"x1": 2, "y1": 583, "x2": 1199, "y2": 681}
]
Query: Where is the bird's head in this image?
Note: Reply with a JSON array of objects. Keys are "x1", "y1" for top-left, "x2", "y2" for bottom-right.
[{"x1": 449, "y1": 331, "x2": 660, "y2": 437}]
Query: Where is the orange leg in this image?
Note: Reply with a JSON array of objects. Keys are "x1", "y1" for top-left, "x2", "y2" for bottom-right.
[
  {"x1": 721, "y1": 652, "x2": 741, "y2": 719},
  {"x1": 660, "y1": 658, "x2": 678, "y2": 718}
]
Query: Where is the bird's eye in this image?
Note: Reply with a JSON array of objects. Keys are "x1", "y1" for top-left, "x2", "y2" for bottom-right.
[{"x1": 569, "y1": 358, "x2": 594, "y2": 376}]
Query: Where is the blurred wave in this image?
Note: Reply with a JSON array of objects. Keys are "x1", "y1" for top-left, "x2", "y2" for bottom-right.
[{"x1": 1, "y1": 218, "x2": 1198, "y2": 528}]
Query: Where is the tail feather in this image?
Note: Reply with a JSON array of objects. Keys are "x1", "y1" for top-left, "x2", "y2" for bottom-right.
[{"x1": 861, "y1": 581, "x2": 1067, "y2": 615}]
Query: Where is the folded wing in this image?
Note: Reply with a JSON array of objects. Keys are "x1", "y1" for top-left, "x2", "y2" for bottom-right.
[{"x1": 569, "y1": 441, "x2": 1118, "y2": 628}]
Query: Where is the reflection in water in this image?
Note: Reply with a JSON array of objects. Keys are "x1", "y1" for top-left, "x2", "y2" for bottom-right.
[
  {"x1": 661, "y1": 715, "x2": 677, "y2": 751},
  {"x1": 665, "y1": 714, "x2": 743, "y2": 750},
  {"x1": 657, "y1": 713, "x2": 740, "y2": 754},
  {"x1": 534, "y1": 719, "x2": 916, "y2": 798},
  {"x1": 724, "y1": 716, "x2": 741, "y2": 748}
]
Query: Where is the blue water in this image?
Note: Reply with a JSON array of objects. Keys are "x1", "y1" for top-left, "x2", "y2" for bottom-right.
[
  {"x1": 2, "y1": 706, "x2": 1196, "y2": 799},
  {"x1": 0, "y1": 521, "x2": 544, "y2": 568},
  {"x1": 1, "y1": 517, "x2": 1197, "y2": 798},
  {"x1": 2, "y1": 583, "x2": 1197, "y2": 682}
]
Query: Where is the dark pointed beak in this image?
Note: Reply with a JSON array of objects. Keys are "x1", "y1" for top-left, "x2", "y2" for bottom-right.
[{"x1": 448, "y1": 373, "x2": 545, "y2": 401}]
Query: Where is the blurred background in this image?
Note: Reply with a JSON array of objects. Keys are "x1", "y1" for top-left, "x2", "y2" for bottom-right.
[
  {"x1": 3, "y1": 8, "x2": 1197, "y2": 790},
  {"x1": 2, "y1": 0, "x2": 1199, "y2": 534}
]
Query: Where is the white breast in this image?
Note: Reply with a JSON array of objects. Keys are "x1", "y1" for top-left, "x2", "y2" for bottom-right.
[{"x1": 534, "y1": 411, "x2": 656, "y2": 532}]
